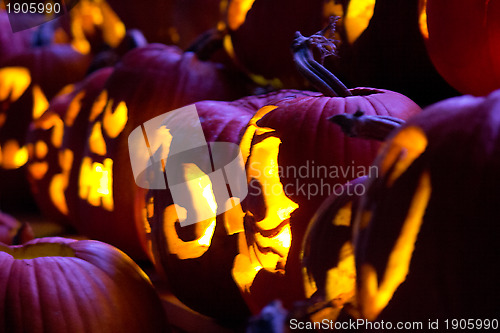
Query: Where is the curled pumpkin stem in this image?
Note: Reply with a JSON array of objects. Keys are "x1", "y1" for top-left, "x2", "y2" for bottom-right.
[
  {"x1": 329, "y1": 110, "x2": 405, "y2": 141},
  {"x1": 292, "y1": 19, "x2": 351, "y2": 98}
]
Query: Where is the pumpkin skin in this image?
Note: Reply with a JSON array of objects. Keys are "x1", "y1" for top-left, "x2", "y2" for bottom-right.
[
  {"x1": 232, "y1": 87, "x2": 421, "y2": 314},
  {"x1": 0, "y1": 44, "x2": 90, "y2": 212},
  {"x1": 301, "y1": 176, "x2": 367, "y2": 320},
  {"x1": 224, "y1": 0, "x2": 326, "y2": 87},
  {"x1": 0, "y1": 237, "x2": 168, "y2": 332},
  {"x1": 148, "y1": 90, "x2": 316, "y2": 323},
  {"x1": 26, "y1": 67, "x2": 114, "y2": 227},
  {"x1": 0, "y1": 11, "x2": 33, "y2": 64},
  {"x1": 106, "y1": 0, "x2": 222, "y2": 49},
  {"x1": 353, "y1": 89, "x2": 500, "y2": 322},
  {"x1": 76, "y1": 44, "x2": 248, "y2": 259},
  {"x1": 0, "y1": 211, "x2": 34, "y2": 245},
  {"x1": 421, "y1": 0, "x2": 500, "y2": 96}
]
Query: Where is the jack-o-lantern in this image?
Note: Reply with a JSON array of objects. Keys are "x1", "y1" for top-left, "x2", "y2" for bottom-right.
[
  {"x1": 227, "y1": 30, "x2": 420, "y2": 314},
  {"x1": 26, "y1": 68, "x2": 114, "y2": 227},
  {"x1": 65, "y1": 0, "x2": 126, "y2": 55},
  {"x1": 0, "y1": 237, "x2": 168, "y2": 332},
  {"x1": 222, "y1": 0, "x2": 327, "y2": 88},
  {"x1": 419, "y1": 0, "x2": 500, "y2": 96},
  {"x1": 0, "y1": 210, "x2": 34, "y2": 245},
  {"x1": 353, "y1": 89, "x2": 500, "y2": 322},
  {"x1": 301, "y1": 177, "x2": 367, "y2": 322},
  {"x1": 0, "y1": 44, "x2": 90, "y2": 211},
  {"x1": 334, "y1": 0, "x2": 458, "y2": 106},
  {"x1": 106, "y1": 0, "x2": 222, "y2": 49},
  {"x1": 75, "y1": 43, "x2": 249, "y2": 259},
  {"x1": 148, "y1": 90, "x2": 316, "y2": 323}
]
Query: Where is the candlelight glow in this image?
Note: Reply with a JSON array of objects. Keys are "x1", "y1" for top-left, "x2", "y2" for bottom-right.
[
  {"x1": 380, "y1": 126, "x2": 428, "y2": 186},
  {"x1": 358, "y1": 171, "x2": 431, "y2": 321},
  {"x1": 103, "y1": 101, "x2": 128, "y2": 139},
  {"x1": 79, "y1": 157, "x2": 114, "y2": 211},
  {"x1": 345, "y1": 0, "x2": 376, "y2": 44},
  {"x1": 1, "y1": 140, "x2": 28, "y2": 169},
  {"x1": 89, "y1": 122, "x2": 107, "y2": 156},
  {"x1": 0, "y1": 67, "x2": 31, "y2": 103},
  {"x1": 32, "y1": 85, "x2": 49, "y2": 120}
]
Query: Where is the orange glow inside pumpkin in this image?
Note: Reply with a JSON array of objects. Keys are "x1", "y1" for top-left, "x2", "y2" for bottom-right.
[
  {"x1": 65, "y1": 91, "x2": 85, "y2": 127},
  {"x1": 0, "y1": 67, "x2": 31, "y2": 103},
  {"x1": 89, "y1": 122, "x2": 107, "y2": 155},
  {"x1": 162, "y1": 163, "x2": 218, "y2": 260},
  {"x1": 345, "y1": 0, "x2": 376, "y2": 44},
  {"x1": 232, "y1": 133, "x2": 298, "y2": 293},
  {"x1": 89, "y1": 90, "x2": 108, "y2": 121},
  {"x1": 103, "y1": 101, "x2": 128, "y2": 139},
  {"x1": 32, "y1": 85, "x2": 49, "y2": 120},
  {"x1": 79, "y1": 156, "x2": 114, "y2": 211},
  {"x1": 70, "y1": 0, "x2": 126, "y2": 54},
  {"x1": 419, "y1": 0, "x2": 429, "y2": 39},
  {"x1": 226, "y1": 0, "x2": 256, "y2": 30},
  {"x1": 48, "y1": 149, "x2": 74, "y2": 215},
  {"x1": 358, "y1": 171, "x2": 431, "y2": 321},
  {"x1": 325, "y1": 242, "x2": 356, "y2": 304},
  {"x1": 1, "y1": 140, "x2": 29, "y2": 169},
  {"x1": 380, "y1": 126, "x2": 428, "y2": 187}
]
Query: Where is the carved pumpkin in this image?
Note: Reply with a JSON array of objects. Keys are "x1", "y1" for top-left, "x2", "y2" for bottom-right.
[
  {"x1": 222, "y1": 0, "x2": 326, "y2": 87},
  {"x1": 335, "y1": 0, "x2": 458, "y2": 106},
  {"x1": 26, "y1": 67, "x2": 114, "y2": 226},
  {"x1": 106, "y1": 0, "x2": 222, "y2": 49},
  {"x1": 0, "y1": 44, "x2": 91, "y2": 211},
  {"x1": 148, "y1": 90, "x2": 316, "y2": 323},
  {"x1": 301, "y1": 176, "x2": 367, "y2": 321},
  {"x1": 0, "y1": 210, "x2": 34, "y2": 245},
  {"x1": 0, "y1": 237, "x2": 168, "y2": 332},
  {"x1": 227, "y1": 30, "x2": 421, "y2": 313},
  {"x1": 75, "y1": 43, "x2": 248, "y2": 259},
  {"x1": 420, "y1": 0, "x2": 500, "y2": 96},
  {"x1": 353, "y1": 89, "x2": 500, "y2": 322}
]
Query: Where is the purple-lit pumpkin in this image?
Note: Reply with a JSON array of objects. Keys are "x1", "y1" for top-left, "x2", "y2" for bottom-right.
[
  {"x1": 74, "y1": 44, "x2": 248, "y2": 259},
  {"x1": 26, "y1": 67, "x2": 114, "y2": 227},
  {"x1": 233, "y1": 86, "x2": 420, "y2": 314},
  {"x1": 0, "y1": 44, "x2": 90, "y2": 211},
  {"x1": 148, "y1": 90, "x2": 316, "y2": 322},
  {"x1": 301, "y1": 176, "x2": 367, "y2": 321},
  {"x1": 421, "y1": 0, "x2": 500, "y2": 96},
  {"x1": 223, "y1": 0, "x2": 326, "y2": 87},
  {"x1": 0, "y1": 210, "x2": 33, "y2": 245},
  {"x1": 0, "y1": 237, "x2": 168, "y2": 332},
  {"x1": 353, "y1": 89, "x2": 500, "y2": 322}
]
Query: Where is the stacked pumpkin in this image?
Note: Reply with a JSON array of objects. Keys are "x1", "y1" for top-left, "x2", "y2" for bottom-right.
[{"x1": 0, "y1": 0, "x2": 498, "y2": 331}]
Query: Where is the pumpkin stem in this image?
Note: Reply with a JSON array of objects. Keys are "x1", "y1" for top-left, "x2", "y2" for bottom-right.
[
  {"x1": 185, "y1": 28, "x2": 225, "y2": 61},
  {"x1": 329, "y1": 111, "x2": 405, "y2": 141},
  {"x1": 12, "y1": 223, "x2": 34, "y2": 246},
  {"x1": 292, "y1": 18, "x2": 351, "y2": 97}
]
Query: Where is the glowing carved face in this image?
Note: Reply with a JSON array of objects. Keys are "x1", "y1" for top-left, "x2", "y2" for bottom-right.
[
  {"x1": 79, "y1": 90, "x2": 128, "y2": 212},
  {"x1": 354, "y1": 126, "x2": 430, "y2": 321},
  {"x1": 0, "y1": 67, "x2": 32, "y2": 169},
  {"x1": 27, "y1": 86, "x2": 82, "y2": 216},
  {"x1": 70, "y1": 0, "x2": 126, "y2": 54},
  {"x1": 230, "y1": 106, "x2": 298, "y2": 294}
]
